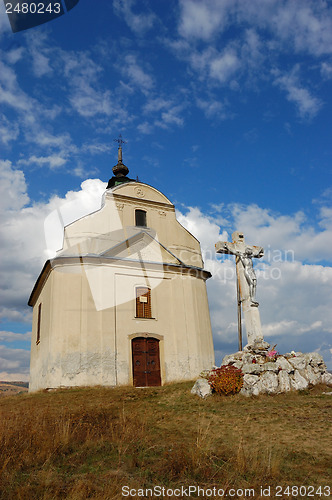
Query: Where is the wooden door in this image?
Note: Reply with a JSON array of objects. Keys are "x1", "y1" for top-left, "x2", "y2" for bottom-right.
[{"x1": 132, "y1": 337, "x2": 161, "y2": 387}]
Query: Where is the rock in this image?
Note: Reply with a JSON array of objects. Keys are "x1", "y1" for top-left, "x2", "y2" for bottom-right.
[
  {"x1": 260, "y1": 371, "x2": 279, "y2": 394},
  {"x1": 240, "y1": 386, "x2": 252, "y2": 397},
  {"x1": 241, "y1": 379, "x2": 263, "y2": 397},
  {"x1": 199, "y1": 369, "x2": 212, "y2": 379},
  {"x1": 201, "y1": 350, "x2": 331, "y2": 398},
  {"x1": 262, "y1": 362, "x2": 279, "y2": 373},
  {"x1": 191, "y1": 378, "x2": 212, "y2": 398},
  {"x1": 252, "y1": 380, "x2": 264, "y2": 396},
  {"x1": 306, "y1": 352, "x2": 325, "y2": 366},
  {"x1": 241, "y1": 363, "x2": 262, "y2": 375},
  {"x1": 278, "y1": 370, "x2": 291, "y2": 392},
  {"x1": 321, "y1": 372, "x2": 332, "y2": 386},
  {"x1": 242, "y1": 353, "x2": 255, "y2": 364},
  {"x1": 243, "y1": 374, "x2": 259, "y2": 386},
  {"x1": 244, "y1": 340, "x2": 270, "y2": 352},
  {"x1": 232, "y1": 361, "x2": 243, "y2": 369},
  {"x1": 221, "y1": 352, "x2": 244, "y2": 365},
  {"x1": 300, "y1": 365, "x2": 321, "y2": 385},
  {"x1": 290, "y1": 370, "x2": 309, "y2": 391},
  {"x1": 276, "y1": 356, "x2": 293, "y2": 373},
  {"x1": 289, "y1": 355, "x2": 307, "y2": 371}
]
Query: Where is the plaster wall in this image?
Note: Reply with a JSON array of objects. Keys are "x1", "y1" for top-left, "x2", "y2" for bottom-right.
[
  {"x1": 29, "y1": 262, "x2": 214, "y2": 391},
  {"x1": 29, "y1": 181, "x2": 214, "y2": 392},
  {"x1": 59, "y1": 182, "x2": 203, "y2": 268}
]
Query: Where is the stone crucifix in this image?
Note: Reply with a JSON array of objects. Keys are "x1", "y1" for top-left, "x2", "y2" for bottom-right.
[{"x1": 215, "y1": 231, "x2": 266, "y2": 349}]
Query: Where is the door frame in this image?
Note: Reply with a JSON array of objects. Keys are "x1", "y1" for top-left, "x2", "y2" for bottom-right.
[{"x1": 128, "y1": 333, "x2": 164, "y2": 386}]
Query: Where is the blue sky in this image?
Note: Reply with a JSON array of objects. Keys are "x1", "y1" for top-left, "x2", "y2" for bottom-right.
[{"x1": 0, "y1": 0, "x2": 332, "y2": 380}]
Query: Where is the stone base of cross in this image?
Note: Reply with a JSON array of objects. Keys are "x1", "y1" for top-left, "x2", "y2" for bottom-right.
[{"x1": 216, "y1": 231, "x2": 267, "y2": 349}]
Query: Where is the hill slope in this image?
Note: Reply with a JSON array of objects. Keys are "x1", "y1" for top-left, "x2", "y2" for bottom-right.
[
  {"x1": 0, "y1": 382, "x2": 331, "y2": 499},
  {"x1": 0, "y1": 381, "x2": 28, "y2": 397}
]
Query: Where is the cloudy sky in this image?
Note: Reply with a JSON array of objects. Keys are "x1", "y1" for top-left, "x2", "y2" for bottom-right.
[{"x1": 0, "y1": 0, "x2": 331, "y2": 381}]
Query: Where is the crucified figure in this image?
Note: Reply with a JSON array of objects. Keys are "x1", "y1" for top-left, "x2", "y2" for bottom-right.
[
  {"x1": 216, "y1": 232, "x2": 263, "y2": 306},
  {"x1": 215, "y1": 231, "x2": 265, "y2": 347},
  {"x1": 233, "y1": 247, "x2": 260, "y2": 305}
]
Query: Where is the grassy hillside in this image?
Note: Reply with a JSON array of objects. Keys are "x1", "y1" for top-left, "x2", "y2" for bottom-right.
[
  {"x1": 0, "y1": 382, "x2": 331, "y2": 499},
  {"x1": 0, "y1": 381, "x2": 29, "y2": 397}
]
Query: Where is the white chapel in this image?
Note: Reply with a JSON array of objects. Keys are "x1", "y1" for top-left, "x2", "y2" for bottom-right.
[{"x1": 28, "y1": 145, "x2": 215, "y2": 391}]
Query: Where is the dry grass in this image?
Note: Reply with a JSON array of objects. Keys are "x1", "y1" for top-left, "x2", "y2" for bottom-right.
[{"x1": 0, "y1": 382, "x2": 331, "y2": 499}]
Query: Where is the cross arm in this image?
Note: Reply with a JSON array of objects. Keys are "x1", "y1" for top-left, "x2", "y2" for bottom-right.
[
  {"x1": 251, "y1": 245, "x2": 264, "y2": 258},
  {"x1": 215, "y1": 241, "x2": 236, "y2": 255}
]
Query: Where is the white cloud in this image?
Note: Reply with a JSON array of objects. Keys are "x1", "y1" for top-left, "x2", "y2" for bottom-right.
[
  {"x1": 121, "y1": 54, "x2": 154, "y2": 94},
  {"x1": 70, "y1": 87, "x2": 114, "y2": 118},
  {"x1": 271, "y1": 0, "x2": 332, "y2": 57},
  {"x1": 25, "y1": 31, "x2": 53, "y2": 77},
  {"x1": 0, "y1": 114, "x2": 19, "y2": 145},
  {"x1": 0, "y1": 160, "x2": 29, "y2": 211},
  {"x1": 272, "y1": 66, "x2": 322, "y2": 119},
  {"x1": 321, "y1": 61, "x2": 332, "y2": 80},
  {"x1": 82, "y1": 143, "x2": 112, "y2": 155},
  {"x1": 142, "y1": 96, "x2": 186, "y2": 130},
  {"x1": 0, "y1": 161, "x2": 106, "y2": 323},
  {"x1": 0, "y1": 50, "x2": 75, "y2": 164},
  {"x1": 0, "y1": 0, "x2": 11, "y2": 37},
  {"x1": 177, "y1": 203, "x2": 332, "y2": 368},
  {"x1": 0, "y1": 60, "x2": 34, "y2": 112},
  {"x1": 5, "y1": 46, "x2": 24, "y2": 65},
  {"x1": 155, "y1": 105, "x2": 184, "y2": 129},
  {"x1": 18, "y1": 154, "x2": 68, "y2": 170},
  {"x1": 143, "y1": 97, "x2": 171, "y2": 114},
  {"x1": 228, "y1": 202, "x2": 332, "y2": 263},
  {"x1": 209, "y1": 47, "x2": 241, "y2": 84},
  {"x1": 137, "y1": 121, "x2": 154, "y2": 134},
  {"x1": 196, "y1": 97, "x2": 224, "y2": 119},
  {"x1": 170, "y1": 0, "x2": 332, "y2": 119},
  {"x1": 177, "y1": 206, "x2": 228, "y2": 255},
  {"x1": 113, "y1": 0, "x2": 156, "y2": 35},
  {"x1": 241, "y1": 28, "x2": 264, "y2": 71},
  {"x1": 178, "y1": 0, "x2": 232, "y2": 41},
  {"x1": 55, "y1": 49, "x2": 127, "y2": 120},
  {"x1": 178, "y1": 0, "x2": 332, "y2": 57},
  {"x1": 0, "y1": 345, "x2": 30, "y2": 381},
  {"x1": 0, "y1": 331, "x2": 31, "y2": 342}
]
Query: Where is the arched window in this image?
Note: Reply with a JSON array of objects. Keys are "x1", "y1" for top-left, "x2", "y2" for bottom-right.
[
  {"x1": 136, "y1": 287, "x2": 152, "y2": 318},
  {"x1": 135, "y1": 209, "x2": 147, "y2": 227}
]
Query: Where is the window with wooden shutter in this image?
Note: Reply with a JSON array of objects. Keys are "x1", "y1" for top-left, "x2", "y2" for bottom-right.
[
  {"x1": 36, "y1": 303, "x2": 42, "y2": 344},
  {"x1": 136, "y1": 287, "x2": 152, "y2": 318}
]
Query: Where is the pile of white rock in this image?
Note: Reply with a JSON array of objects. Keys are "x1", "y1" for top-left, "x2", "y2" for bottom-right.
[
  {"x1": 223, "y1": 349, "x2": 332, "y2": 396},
  {"x1": 191, "y1": 344, "x2": 332, "y2": 398}
]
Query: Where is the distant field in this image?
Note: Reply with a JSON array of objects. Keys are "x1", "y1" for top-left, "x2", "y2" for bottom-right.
[
  {"x1": 0, "y1": 382, "x2": 331, "y2": 500},
  {"x1": 0, "y1": 381, "x2": 28, "y2": 397}
]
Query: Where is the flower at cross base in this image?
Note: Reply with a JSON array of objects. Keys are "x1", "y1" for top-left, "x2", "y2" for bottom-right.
[{"x1": 266, "y1": 349, "x2": 278, "y2": 361}]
